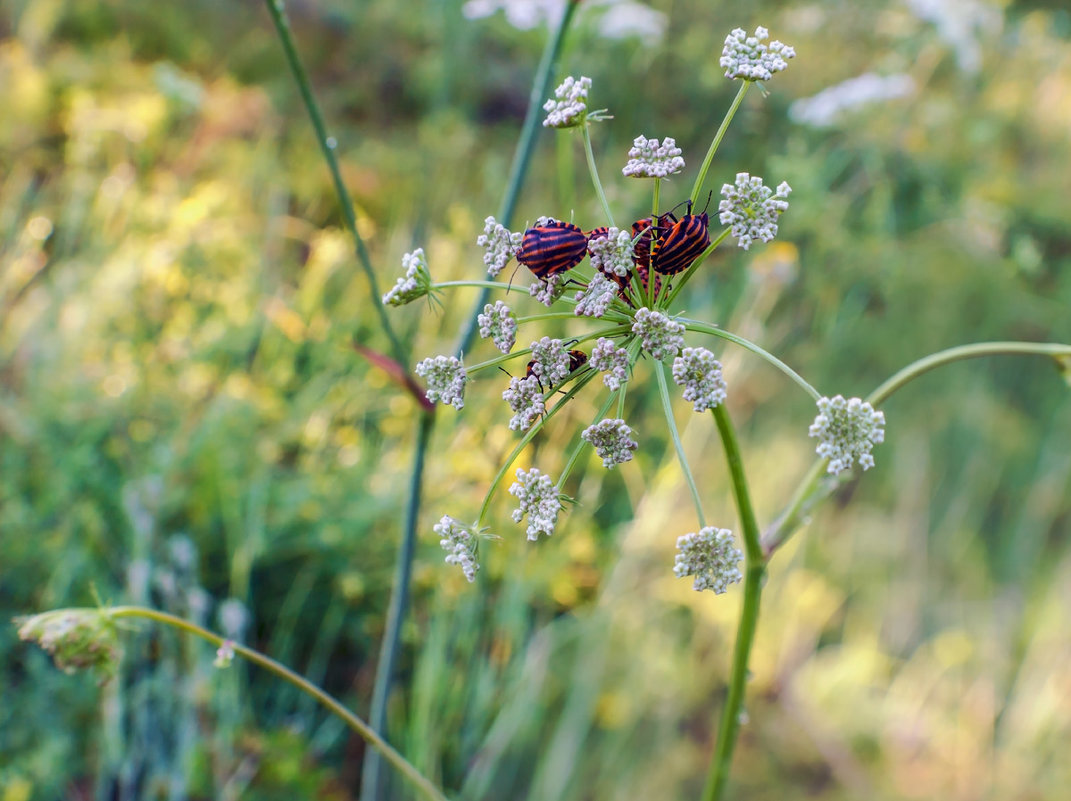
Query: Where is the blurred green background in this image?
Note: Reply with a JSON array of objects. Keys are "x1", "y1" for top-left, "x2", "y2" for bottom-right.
[{"x1": 2, "y1": 0, "x2": 1070, "y2": 799}]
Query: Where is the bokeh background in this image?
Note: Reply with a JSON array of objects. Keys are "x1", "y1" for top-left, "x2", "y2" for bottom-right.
[{"x1": 2, "y1": 0, "x2": 1070, "y2": 799}]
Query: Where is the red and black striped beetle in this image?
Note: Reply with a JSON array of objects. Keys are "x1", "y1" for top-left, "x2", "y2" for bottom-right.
[
  {"x1": 517, "y1": 220, "x2": 588, "y2": 280},
  {"x1": 651, "y1": 201, "x2": 710, "y2": 276}
]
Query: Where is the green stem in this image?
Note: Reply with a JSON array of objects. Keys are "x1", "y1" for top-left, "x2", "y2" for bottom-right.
[
  {"x1": 362, "y1": 410, "x2": 435, "y2": 801},
  {"x1": 654, "y1": 363, "x2": 706, "y2": 527},
  {"x1": 107, "y1": 606, "x2": 448, "y2": 801},
  {"x1": 690, "y1": 82, "x2": 751, "y2": 206},
  {"x1": 582, "y1": 123, "x2": 616, "y2": 227},
  {"x1": 477, "y1": 370, "x2": 598, "y2": 527},
  {"x1": 704, "y1": 404, "x2": 766, "y2": 801},
  {"x1": 453, "y1": 1, "x2": 579, "y2": 357},
  {"x1": 433, "y1": 280, "x2": 512, "y2": 291},
  {"x1": 556, "y1": 387, "x2": 619, "y2": 490},
  {"x1": 262, "y1": 0, "x2": 406, "y2": 369},
  {"x1": 761, "y1": 340, "x2": 1071, "y2": 556},
  {"x1": 680, "y1": 319, "x2": 821, "y2": 400}
]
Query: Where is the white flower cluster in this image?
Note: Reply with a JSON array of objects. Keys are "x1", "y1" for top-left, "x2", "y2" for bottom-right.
[
  {"x1": 434, "y1": 516, "x2": 479, "y2": 582},
  {"x1": 509, "y1": 468, "x2": 561, "y2": 540},
  {"x1": 477, "y1": 216, "x2": 521, "y2": 278},
  {"x1": 587, "y1": 227, "x2": 634, "y2": 277},
  {"x1": 720, "y1": 26, "x2": 796, "y2": 82},
  {"x1": 383, "y1": 248, "x2": 433, "y2": 307},
  {"x1": 530, "y1": 272, "x2": 566, "y2": 306},
  {"x1": 503, "y1": 375, "x2": 545, "y2": 431},
  {"x1": 529, "y1": 337, "x2": 571, "y2": 387},
  {"x1": 718, "y1": 173, "x2": 792, "y2": 251},
  {"x1": 590, "y1": 337, "x2": 630, "y2": 390},
  {"x1": 632, "y1": 307, "x2": 685, "y2": 361},
  {"x1": 581, "y1": 418, "x2": 638, "y2": 468},
  {"x1": 622, "y1": 135, "x2": 685, "y2": 178},
  {"x1": 673, "y1": 527, "x2": 743, "y2": 594},
  {"x1": 478, "y1": 300, "x2": 517, "y2": 353},
  {"x1": 542, "y1": 75, "x2": 592, "y2": 129},
  {"x1": 415, "y1": 355, "x2": 467, "y2": 409},
  {"x1": 574, "y1": 271, "x2": 618, "y2": 318},
  {"x1": 809, "y1": 395, "x2": 886, "y2": 475},
  {"x1": 672, "y1": 347, "x2": 727, "y2": 412}
]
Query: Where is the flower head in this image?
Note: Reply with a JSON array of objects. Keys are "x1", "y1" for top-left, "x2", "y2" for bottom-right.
[
  {"x1": 477, "y1": 216, "x2": 522, "y2": 278},
  {"x1": 591, "y1": 338, "x2": 630, "y2": 390},
  {"x1": 434, "y1": 515, "x2": 480, "y2": 582},
  {"x1": 542, "y1": 75, "x2": 592, "y2": 128},
  {"x1": 673, "y1": 527, "x2": 743, "y2": 594},
  {"x1": 720, "y1": 26, "x2": 796, "y2": 82},
  {"x1": 383, "y1": 248, "x2": 434, "y2": 307},
  {"x1": 503, "y1": 375, "x2": 545, "y2": 431},
  {"x1": 587, "y1": 226, "x2": 634, "y2": 278},
  {"x1": 529, "y1": 337, "x2": 571, "y2": 387},
  {"x1": 718, "y1": 173, "x2": 792, "y2": 251},
  {"x1": 582, "y1": 418, "x2": 638, "y2": 468},
  {"x1": 415, "y1": 355, "x2": 467, "y2": 409},
  {"x1": 17, "y1": 608, "x2": 122, "y2": 680},
  {"x1": 214, "y1": 640, "x2": 235, "y2": 669},
  {"x1": 672, "y1": 348, "x2": 727, "y2": 412},
  {"x1": 530, "y1": 273, "x2": 567, "y2": 306},
  {"x1": 809, "y1": 395, "x2": 886, "y2": 475},
  {"x1": 509, "y1": 468, "x2": 562, "y2": 540},
  {"x1": 574, "y1": 271, "x2": 619, "y2": 318},
  {"x1": 622, "y1": 136, "x2": 685, "y2": 178},
  {"x1": 632, "y1": 307, "x2": 685, "y2": 361},
  {"x1": 478, "y1": 300, "x2": 517, "y2": 353}
]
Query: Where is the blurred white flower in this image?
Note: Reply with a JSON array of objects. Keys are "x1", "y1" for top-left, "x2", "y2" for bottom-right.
[{"x1": 789, "y1": 73, "x2": 915, "y2": 128}]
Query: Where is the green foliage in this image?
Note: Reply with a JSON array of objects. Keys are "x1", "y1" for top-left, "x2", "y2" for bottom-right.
[{"x1": 2, "y1": 1, "x2": 1070, "y2": 799}]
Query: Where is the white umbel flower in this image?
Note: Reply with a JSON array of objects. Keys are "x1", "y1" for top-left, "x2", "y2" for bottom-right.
[
  {"x1": 590, "y1": 337, "x2": 630, "y2": 390},
  {"x1": 530, "y1": 272, "x2": 567, "y2": 306},
  {"x1": 672, "y1": 348, "x2": 727, "y2": 412},
  {"x1": 581, "y1": 418, "x2": 638, "y2": 468},
  {"x1": 718, "y1": 173, "x2": 792, "y2": 251},
  {"x1": 383, "y1": 248, "x2": 433, "y2": 306},
  {"x1": 529, "y1": 337, "x2": 571, "y2": 387},
  {"x1": 622, "y1": 135, "x2": 685, "y2": 178},
  {"x1": 477, "y1": 216, "x2": 522, "y2": 278},
  {"x1": 809, "y1": 395, "x2": 886, "y2": 475},
  {"x1": 509, "y1": 468, "x2": 561, "y2": 540},
  {"x1": 434, "y1": 516, "x2": 480, "y2": 582},
  {"x1": 542, "y1": 75, "x2": 592, "y2": 128},
  {"x1": 673, "y1": 527, "x2": 743, "y2": 594},
  {"x1": 415, "y1": 355, "x2": 467, "y2": 409},
  {"x1": 720, "y1": 26, "x2": 796, "y2": 82},
  {"x1": 503, "y1": 375, "x2": 545, "y2": 431},
  {"x1": 574, "y1": 271, "x2": 619, "y2": 318},
  {"x1": 632, "y1": 307, "x2": 685, "y2": 361},
  {"x1": 478, "y1": 300, "x2": 517, "y2": 353},
  {"x1": 587, "y1": 226, "x2": 634, "y2": 278}
]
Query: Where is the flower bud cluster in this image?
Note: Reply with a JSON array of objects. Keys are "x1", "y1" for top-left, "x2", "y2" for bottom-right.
[
  {"x1": 809, "y1": 395, "x2": 886, "y2": 475},
  {"x1": 509, "y1": 468, "x2": 561, "y2": 540},
  {"x1": 529, "y1": 337, "x2": 571, "y2": 387},
  {"x1": 590, "y1": 338, "x2": 630, "y2": 390},
  {"x1": 17, "y1": 609, "x2": 122, "y2": 680},
  {"x1": 622, "y1": 136, "x2": 685, "y2": 178},
  {"x1": 672, "y1": 348, "x2": 727, "y2": 412},
  {"x1": 530, "y1": 272, "x2": 566, "y2": 306},
  {"x1": 503, "y1": 375, "x2": 545, "y2": 431},
  {"x1": 415, "y1": 355, "x2": 467, "y2": 409},
  {"x1": 574, "y1": 271, "x2": 618, "y2": 318},
  {"x1": 434, "y1": 515, "x2": 480, "y2": 582},
  {"x1": 718, "y1": 173, "x2": 792, "y2": 251},
  {"x1": 632, "y1": 307, "x2": 685, "y2": 361},
  {"x1": 581, "y1": 418, "x2": 638, "y2": 468},
  {"x1": 478, "y1": 300, "x2": 517, "y2": 353},
  {"x1": 587, "y1": 227, "x2": 634, "y2": 278},
  {"x1": 542, "y1": 75, "x2": 592, "y2": 128},
  {"x1": 673, "y1": 527, "x2": 743, "y2": 594},
  {"x1": 720, "y1": 27, "x2": 795, "y2": 82},
  {"x1": 477, "y1": 216, "x2": 522, "y2": 278},
  {"x1": 383, "y1": 248, "x2": 433, "y2": 307}
]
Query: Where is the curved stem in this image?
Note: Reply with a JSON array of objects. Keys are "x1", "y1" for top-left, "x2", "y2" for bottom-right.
[
  {"x1": 690, "y1": 81, "x2": 751, "y2": 205},
  {"x1": 453, "y1": 2, "x2": 579, "y2": 357},
  {"x1": 680, "y1": 319, "x2": 821, "y2": 400},
  {"x1": 654, "y1": 363, "x2": 706, "y2": 526},
  {"x1": 582, "y1": 124, "x2": 616, "y2": 227},
  {"x1": 362, "y1": 410, "x2": 435, "y2": 801},
  {"x1": 704, "y1": 404, "x2": 765, "y2": 801},
  {"x1": 262, "y1": 0, "x2": 406, "y2": 369},
  {"x1": 107, "y1": 606, "x2": 447, "y2": 801}
]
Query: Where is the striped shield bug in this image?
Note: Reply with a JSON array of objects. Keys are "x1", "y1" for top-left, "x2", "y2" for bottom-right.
[
  {"x1": 517, "y1": 220, "x2": 588, "y2": 280},
  {"x1": 651, "y1": 199, "x2": 711, "y2": 276}
]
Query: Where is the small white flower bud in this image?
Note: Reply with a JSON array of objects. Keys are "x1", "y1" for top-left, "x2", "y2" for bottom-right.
[
  {"x1": 672, "y1": 348, "x2": 727, "y2": 412},
  {"x1": 477, "y1": 216, "x2": 522, "y2": 278},
  {"x1": 581, "y1": 418, "x2": 638, "y2": 468},
  {"x1": 574, "y1": 271, "x2": 619, "y2": 318},
  {"x1": 509, "y1": 468, "x2": 562, "y2": 540},
  {"x1": 622, "y1": 135, "x2": 685, "y2": 179},
  {"x1": 503, "y1": 375, "x2": 545, "y2": 431},
  {"x1": 415, "y1": 355, "x2": 467, "y2": 409},
  {"x1": 720, "y1": 26, "x2": 796, "y2": 82},
  {"x1": 542, "y1": 75, "x2": 592, "y2": 129},
  {"x1": 434, "y1": 515, "x2": 480, "y2": 582},
  {"x1": 809, "y1": 395, "x2": 886, "y2": 475},
  {"x1": 383, "y1": 248, "x2": 433, "y2": 307},
  {"x1": 590, "y1": 338, "x2": 630, "y2": 390},
  {"x1": 718, "y1": 173, "x2": 791, "y2": 251},
  {"x1": 587, "y1": 227, "x2": 634, "y2": 278},
  {"x1": 632, "y1": 307, "x2": 685, "y2": 361},
  {"x1": 673, "y1": 527, "x2": 743, "y2": 594},
  {"x1": 478, "y1": 300, "x2": 517, "y2": 353}
]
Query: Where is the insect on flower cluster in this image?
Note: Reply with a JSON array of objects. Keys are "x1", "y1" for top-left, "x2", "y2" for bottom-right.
[{"x1": 384, "y1": 26, "x2": 885, "y2": 590}]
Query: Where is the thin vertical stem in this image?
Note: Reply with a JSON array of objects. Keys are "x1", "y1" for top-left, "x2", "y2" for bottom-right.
[
  {"x1": 690, "y1": 82, "x2": 751, "y2": 206},
  {"x1": 654, "y1": 363, "x2": 706, "y2": 527},
  {"x1": 582, "y1": 123, "x2": 616, "y2": 227},
  {"x1": 703, "y1": 404, "x2": 766, "y2": 801}
]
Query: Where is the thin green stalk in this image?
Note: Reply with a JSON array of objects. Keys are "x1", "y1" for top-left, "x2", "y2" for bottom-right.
[
  {"x1": 262, "y1": 0, "x2": 406, "y2": 368},
  {"x1": 556, "y1": 387, "x2": 619, "y2": 489},
  {"x1": 582, "y1": 124, "x2": 615, "y2": 227},
  {"x1": 690, "y1": 82, "x2": 751, "y2": 205},
  {"x1": 761, "y1": 340, "x2": 1071, "y2": 556},
  {"x1": 433, "y1": 280, "x2": 512, "y2": 291},
  {"x1": 453, "y1": 1, "x2": 579, "y2": 356},
  {"x1": 654, "y1": 363, "x2": 706, "y2": 527},
  {"x1": 362, "y1": 410, "x2": 435, "y2": 801},
  {"x1": 477, "y1": 370, "x2": 598, "y2": 527},
  {"x1": 704, "y1": 404, "x2": 765, "y2": 801},
  {"x1": 106, "y1": 606, "x2": 448, "y2": 801},
  {"x1": 647, "y1": 181, "x2": 661, "y2": 308},
  {"x1": 680, "y1": 319, "x2": 820, "y2": 400}
]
